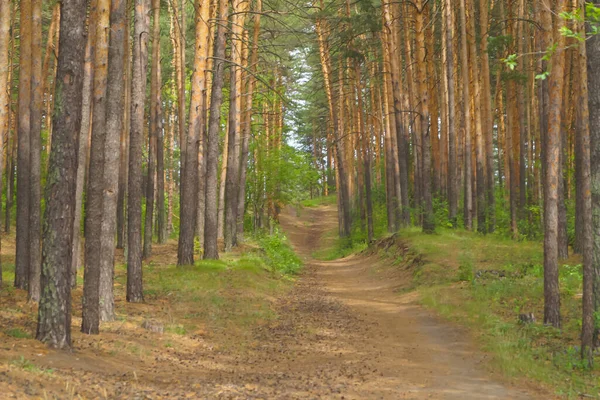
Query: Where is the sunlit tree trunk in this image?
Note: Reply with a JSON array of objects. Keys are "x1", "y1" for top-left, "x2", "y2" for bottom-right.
[
  {"x1": 543, "y1": 0, "x2": 566, "y2": 329},
  {"x1": 99, "y1": 0, "x2": 127, "y2": 322},
  {"x1": 72, "y1": 2, "x2": 97, "y2": 286},
  {"x1": 238, "y1": 0, "x2": 262, "y2": 240},
  {"x1": 459, "y1": 0, "x2": 472, "y2": 230},
  {"x1": 127, "y1": 0, "x2": 149, "y2": 302},
  {"x1": 444, "y1": 0, "x2": 458, "y2": 227},
  {"x1": 204, "y1": 0, "x2": 229, "y2": 259},
  {"x1": 416, "y1": 0, "x2": 434, "y2": 233}
]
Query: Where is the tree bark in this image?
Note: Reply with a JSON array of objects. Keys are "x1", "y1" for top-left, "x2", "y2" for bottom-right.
[
  {"x1": 445, "y1": 0, "x2": 458, "y2": 227},
  {"x1": 0, "y1": 0, "x2": 10, "y2": 286},
  {"x1": 127, "y1": 0, "x2": 149, "y2": 302},
  {"x1": 144, "y1": 0, "x2": 161, "y2": 259},
  {"x1": 203, "y1": 0, "x2": 229, "y2": 259},
  {"x1": 587, "y1": 0, "x2": 600, "y2": 349},
  {"x1": 72, "y1": 2, "x2": 97, "y2": 286},
  {"x1": 36, "y1": 0, "x2": 87, "y2": 349},
  {"x1": 576, "y1": 0, "x2": 593, "y2": 365},
  {"x1": 237, "y1": 0, "x2": 261, "y2": 240},
  {"x1": 117, "y1": 6, "x2": 131, "y2": 250},
  {"x1": 82, "y1": 0, "x2": 110, "y2": 334},
  {"x1": 15, "y1": 0, "x2": 32, "y2": 290},
  {"x1": 459, "y1": 0, "x2": 472, "y2": 230},
  {"x1": 416, "y1": 0, "x2": 434, "y2": 233},
  {"x1": 27, "y1": 0, "x2": 43, "y2": 300},
  {"x1": 99, "y1": 0, "x2": 127, "y2": 322},
  {"x1": 543, "y1": 0, "x2": 565, "y2": 328}
]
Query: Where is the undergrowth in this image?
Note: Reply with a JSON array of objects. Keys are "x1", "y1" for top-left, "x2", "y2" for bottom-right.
[{"x1": 393, "y1": 228, "x2": 599, "y2": 398}]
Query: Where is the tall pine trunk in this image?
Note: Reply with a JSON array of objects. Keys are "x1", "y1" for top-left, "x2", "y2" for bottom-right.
[
  {"x1": 127, "y1": 0, "x2": 149, "y2": 302},
  {"x1": 203, "y1": 0, "x2": 229, "y2": 260},
  {"x1": 99, "y1": 0, "x2": 128, "y2": 322},
  {"x1": 36, "y1": 0, "x2": 87, "y2": 349}
]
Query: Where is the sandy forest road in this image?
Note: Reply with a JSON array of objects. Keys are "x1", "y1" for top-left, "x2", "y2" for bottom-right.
[
  {"x1": 278, "y1": 204, "x2": 543, "y2": 399},
  {"x1": 0, "y1": 204, "x2": 549, "y2": 399}
]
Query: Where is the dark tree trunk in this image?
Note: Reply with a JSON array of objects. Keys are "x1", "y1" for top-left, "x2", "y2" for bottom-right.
[
  {"x1": 0, "y1": 0, "x2": 9, "y2": 285},
  {"x1": 99, "y1": 0, "x2": 127, "y2": 322},
  {"x1": 117, "y1": 11, "x2": 131, "y2": 250},
  {"x1": 82, "y1": 0, "x2": 110, "y2": 334},
  {"x1": 15, "y1": 0, "x2": 32, "y2": 290},
  {"x1": 157, "y1": 100, "x2": 166, "y2": 244},
  {"x1": 587, "y1": 11, "x2": 600, "y2": 349},
  {"x1": 36, "y1": 0, "x2": 87, "y2": 349},
  {"x1": 127, "y1": 0, "x2": 149, "y2": 302},
  {"x1": 576, "y1": 0, "x2": 593, "y2": 365},
  {"x1": 144, "y1": 0, "x2": 161, "y2": 259},
  {"x1": 28, "y1": 0, "x2": 43, "y2": 301},
  {"x1": 5, "y1": 137, "x2": 15, "y2": 234}
]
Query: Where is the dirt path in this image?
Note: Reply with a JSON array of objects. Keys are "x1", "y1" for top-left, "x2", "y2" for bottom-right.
[
  {"x1": 277, "y1": 204, "x2": 540, "y2": 399},
  {"x1": 1, "y1": 204, "x2": 547, "y2": 399}
]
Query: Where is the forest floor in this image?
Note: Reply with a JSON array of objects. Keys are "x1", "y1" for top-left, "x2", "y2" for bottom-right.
[{"x1": 0, "y1": 204, "x2": 561, "y2": 399}]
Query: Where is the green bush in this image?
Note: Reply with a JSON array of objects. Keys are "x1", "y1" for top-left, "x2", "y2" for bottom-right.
[{"x1": 257, "y1": 229, "x2": 302, "y2": 275}]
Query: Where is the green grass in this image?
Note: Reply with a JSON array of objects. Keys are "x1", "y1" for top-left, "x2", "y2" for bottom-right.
[
  {"x1": 10, "y1": 356, "x2": 54, "y2": 375},
  {"x1": 300, "y1": 195, "x2": 338, "y2": 208},
  {"x1": 112, "y1": 233, "x2": 301, "y2": 342},
  {"x1": 5, "y1": 328, "x2": 32, "y2": 339},
  {"x1": 382, "y1": 227, "x2": 600, "y2": 398}
]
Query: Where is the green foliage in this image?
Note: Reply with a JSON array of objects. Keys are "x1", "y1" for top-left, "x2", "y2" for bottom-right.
[
  {"x1": 457, "y1": 253, "x2": 474, "y2": 282},
  {"x1": 256, "y1": 229, "x2": 303, "y2": 275}
]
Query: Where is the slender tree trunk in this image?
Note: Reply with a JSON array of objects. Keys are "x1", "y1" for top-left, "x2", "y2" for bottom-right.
[
  {"x1": 576, "y1": 0, "x2": 593, "y2": 365},
  {"x1": 0, "y1": 0, "x2": 9, "y2": 286},
  {"x1": 144, "y1": 0, "x2": 161, "y2": 259},
  {"x1": 204, "y1": 0, "x2": 229, "y2": 259},
  {"x1": 179, "y1": 0, "x2": 209, "y2": 264},
  {"x1": 315, "y1": 10, "x2": 352, "y2": 238},
  {"x1": 459, "y1": 0, "x2": 472, "y2": 230},
  {"x1": 127, "y1": 0, "x2": 149, "y2": 302},
  {"x1": 82, "y1": 0, "x2": 110, "y2": 334},
  {"x1": 467, "y1": 0, "x2": 486, "y2": 234},
  {"x1": 416, "y1": 0, "x2": 434, "y2": 233},
  {"x1": 15, "y1": 0, "x2": 32, "y2": 290},
  {"x1": 72, "y1": 2, "x2": 97, "y2": 286},
  {"x1": 445, "y1": 0, "x2": 458, "y2": 227},
  {"x1": 480, "y1": 0, "x2": 495, "y2": 232},
  {"x1": 99, "y1": 0, "x2": 127, "y2": 322},
  {"x1": 237, "y1": 0, "x2": 261, "y2": 240},
  {"x1": 224, "y1": 0, "x2": 247, "y2": 251},
  {"x1": 587, "y1": 1, "x2": 600, "y2": 349},
  {"x1": 117, "y1": 8, "x2": 131, "y2": 250},
  {"x1": 157, "y1": 95, "x2": 166, "y2": 243},
  {"x1": 543, "y1": 0, "x2": 566, "y2": 328},
  {"x1": 28, "y1": 0, "x2": 43, "y2": 298},
  {"x1": 36, "y1": 0, "x2": 87, "y2": 349}
]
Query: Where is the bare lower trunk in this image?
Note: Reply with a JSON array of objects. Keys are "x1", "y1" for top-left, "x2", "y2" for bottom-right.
[
  {"x1": 127, "y1": 0, "x2": 149, "y2": 302},
  {"x1": 36, "y1": 0, "x2": 87, "y2": 349},
  {"x1": 99, "y1": 0, "x2": 127, "y2": 323},
  {"x1": 15, "y1": 0, "x2": 32, "y2": 290},
  {"x1": 203, "y1": 0, "x2": 229, "y2": 260}
]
